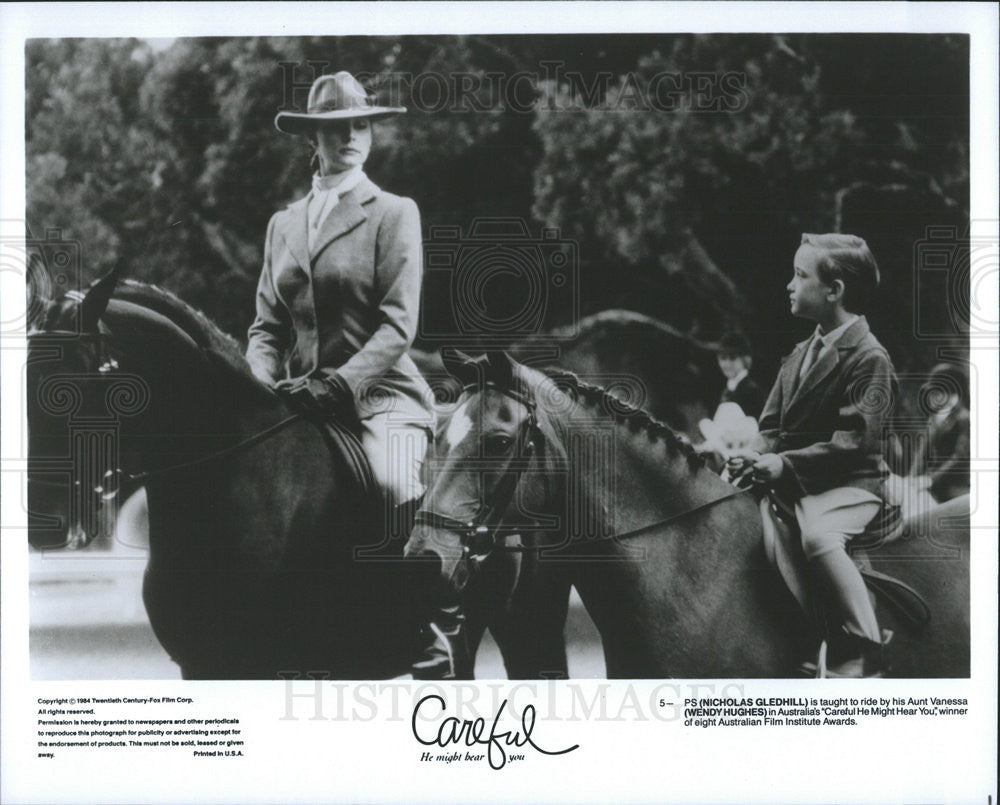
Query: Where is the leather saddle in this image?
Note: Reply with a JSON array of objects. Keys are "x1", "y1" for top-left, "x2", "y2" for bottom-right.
[
  {"x1": 758, "y1": 489, "x2": 931, "y2": 634},
  {"x1": 318, "y1": 418, "x2": 379, "y2": 501},
  {"x1": 314, "y1": 417, "x2": 428, "y2": 561}
]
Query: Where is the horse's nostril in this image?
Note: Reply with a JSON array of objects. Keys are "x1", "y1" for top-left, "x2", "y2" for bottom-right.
[{"x1": 410, "y1": 549, "x2": 442, "y2": 570}]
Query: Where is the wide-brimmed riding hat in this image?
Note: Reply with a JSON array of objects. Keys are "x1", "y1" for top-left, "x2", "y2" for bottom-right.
[{"x1": 274, "y1": 71, "x2": 406, "y2": 135}]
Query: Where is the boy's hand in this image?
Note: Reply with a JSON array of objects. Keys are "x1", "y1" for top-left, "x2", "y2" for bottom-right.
[
  {"x1": 726, "y1": 449, "x2": 760, "y2": 475},
  {"x1": 751, "y1": 453, "x2": 784, "y2": 482}
]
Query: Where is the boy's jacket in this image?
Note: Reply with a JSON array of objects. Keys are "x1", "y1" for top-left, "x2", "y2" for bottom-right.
[{"x1": 755, "y1": 316, "x2": 897, "y2": 498}]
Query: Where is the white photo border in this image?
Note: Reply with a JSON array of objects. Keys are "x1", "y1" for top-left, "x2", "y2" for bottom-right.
[{"x1": 2, "y1": 3, "x2": 997, "y2": 803}]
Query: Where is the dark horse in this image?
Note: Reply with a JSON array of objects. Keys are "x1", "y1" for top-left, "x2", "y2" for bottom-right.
[
  {"x1": 411, "y1": 309, "x2": 716, "y2": 441},
  {"x1": 28, "y1": 270, "x2": 431, "y2": 679},
  {"x1": 408, "y1": 351, "x2": 970, "y2": 678}
]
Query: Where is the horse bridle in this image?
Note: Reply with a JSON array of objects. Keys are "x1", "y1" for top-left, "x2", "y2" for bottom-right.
[
  {"x1": 413, "y1": 382, "x2": 543, "y2": 568},
  {"x1": 412, "y1": 380, "x2": 751, "y2": 570}
]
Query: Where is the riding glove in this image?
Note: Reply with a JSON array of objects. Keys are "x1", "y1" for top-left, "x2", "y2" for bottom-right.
[{"x1": 274, "y1": 372, "x2": 354, "y2": 419}]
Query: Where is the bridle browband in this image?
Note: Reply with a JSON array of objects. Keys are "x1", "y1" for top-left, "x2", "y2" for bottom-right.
[{"x1": 414, "y1": 379, "x2": 751, "y2": 568}]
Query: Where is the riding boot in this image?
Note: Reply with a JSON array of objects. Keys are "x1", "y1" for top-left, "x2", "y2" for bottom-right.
[
  {"x1": 810, "y1": 549, "x2": 888, "y2": 678},
  {"x1": 824, "y1": 628, "x2": 892, "y2": 678},
  {"x1": 411, "y1": 601, "x2": 473, "y2": 680},
  {"x1": 810, "y1": 549, "x2": 881, "y2": 635}
]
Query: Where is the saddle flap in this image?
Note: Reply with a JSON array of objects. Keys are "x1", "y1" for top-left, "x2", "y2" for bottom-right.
[
  {"x1": 857, "y1": 566, "x2": 931, "y2": 632},
  {"x1": 759, "y1": 498, "x2": 813, "y2": 614},
  {"x1": 759, "y1": 492, "x2": 930, "y2": 633},
  {"x1": 319, "y1": 419, "x2": 379, "y2": 505}
]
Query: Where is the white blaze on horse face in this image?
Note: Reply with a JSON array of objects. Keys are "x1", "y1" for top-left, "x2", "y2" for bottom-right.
[{"x1": 443, "y1": 400, "x2": 474, "y2": 453}]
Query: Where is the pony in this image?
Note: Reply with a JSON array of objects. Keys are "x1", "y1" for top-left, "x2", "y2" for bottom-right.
[
  {"x1": 27, "y1": 270, "x2": 431, "y2": 679},
  {"x1": 406, "y1": 351, "x2": 970, "y2": 678}
]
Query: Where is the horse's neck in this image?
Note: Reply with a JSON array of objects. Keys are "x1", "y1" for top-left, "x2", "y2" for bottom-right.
[
  {"x1": 563, "y1": 396, "x2": 721, "y2": 540},
  {"x1": 106, "y1": 304, "x2": 284, "y2": 473}
]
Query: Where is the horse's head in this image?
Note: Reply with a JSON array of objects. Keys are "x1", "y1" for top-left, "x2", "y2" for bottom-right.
[
  {"x1": 408, "y1": 350, "x2": 565, "y2": 597},
  {"x1": 27, "y1": 267, "x2": 124, "y2": 549}
]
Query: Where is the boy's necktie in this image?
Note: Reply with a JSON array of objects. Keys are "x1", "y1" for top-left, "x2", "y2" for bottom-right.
[{"x1": 798, "y1": 336, "x2": 824, "y2": 384}]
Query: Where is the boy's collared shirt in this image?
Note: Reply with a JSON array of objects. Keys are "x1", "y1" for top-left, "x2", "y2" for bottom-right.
[
  {"x1": 816, "y1": 314, "x2": 860, "y2": 348},
  {"x1": 799, "y1": 314, "x2": 859, "y2": 380}
]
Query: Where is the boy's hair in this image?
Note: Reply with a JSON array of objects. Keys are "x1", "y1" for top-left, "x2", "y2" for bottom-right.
[{"x1": 800, "y1": 233, "x2": 880, "y2": 313}]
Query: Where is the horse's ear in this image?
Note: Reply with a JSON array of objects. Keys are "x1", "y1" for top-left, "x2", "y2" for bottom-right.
[
  {"x1": 485, "y1": 351, "x2": 516, "y2": 388},
  {"x1": 441, "y1": 348, "x2": 482, "y2": 386},
  {"x1": 79, "y1": 264, "x2": 120, "y2": 331},
  {"x1": 26, "y1": 250, "x2": 52, "y2": 332}
]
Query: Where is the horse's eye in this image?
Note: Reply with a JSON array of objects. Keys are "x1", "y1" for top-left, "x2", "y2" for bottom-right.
[{"x1": 483, "y1": 434, "x2": 514, "y2": 456}]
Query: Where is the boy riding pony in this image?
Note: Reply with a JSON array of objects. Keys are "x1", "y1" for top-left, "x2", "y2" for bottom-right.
[{"x1": 729, "y1": 233, "x2": 898, "y2": 678}]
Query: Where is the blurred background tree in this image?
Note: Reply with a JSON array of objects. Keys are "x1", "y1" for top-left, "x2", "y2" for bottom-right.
[
  {"x1": 531, "y1": 34, "x2": 968, "y2": 378},
  {"x1": 26, "y1": 33, "x2": 969, "y2": 382}
]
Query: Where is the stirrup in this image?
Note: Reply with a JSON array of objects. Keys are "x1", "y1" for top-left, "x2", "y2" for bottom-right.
[
  {"x1": 809, "y1": 629, "x2": 893, "y2": 679},
  {"x1": 798, "y1": 641, "x2": 827, "y2": 678}
]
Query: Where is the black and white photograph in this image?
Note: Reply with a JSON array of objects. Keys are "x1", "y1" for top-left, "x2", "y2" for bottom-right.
[{"x1": 2, "y1": 3, "x2": 997, "y2": 803}]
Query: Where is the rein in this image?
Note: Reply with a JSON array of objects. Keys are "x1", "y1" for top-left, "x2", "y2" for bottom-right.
[
  {"x1": 418, "y1": 485, "x2": 750, "y2": 558},
  {"x1": 567, "y1": 485, "x2": 750, "y2": 546},
  {"x1": 126, "y1": 412, "x2": 304, "y2": 484}
]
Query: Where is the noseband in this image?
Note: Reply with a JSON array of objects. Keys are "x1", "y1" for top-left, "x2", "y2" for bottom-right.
[{"x1": 413, "y1": 382, "x2": 543, "y2": 570}]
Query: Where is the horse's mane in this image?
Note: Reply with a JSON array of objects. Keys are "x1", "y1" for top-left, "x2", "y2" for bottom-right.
[
  {"x1": 525, "y1": 364, "x2": 705, "y2": 469},
  {"x1": 115, "y1": 280, "x2": 242, "y2": 357},
  {"x1": 112, "y1": 281, "x2": 271, "y2": 400}
]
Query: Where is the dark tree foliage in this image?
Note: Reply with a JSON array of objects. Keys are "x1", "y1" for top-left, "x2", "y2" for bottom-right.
[
  {"x1": 532, "y1": 34, "x2": 969, "y2": 377},
  {"x1": 26, "y1": 34, "x2": 968, "y2": 378}
]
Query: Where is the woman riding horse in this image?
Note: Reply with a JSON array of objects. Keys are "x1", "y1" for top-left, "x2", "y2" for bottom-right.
[{"x1": 247, "y1": 70, "x2": 456, "y2": 678}]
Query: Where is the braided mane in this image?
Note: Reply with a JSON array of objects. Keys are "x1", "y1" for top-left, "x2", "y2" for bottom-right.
[
  {"x1": 114, "y1": 280, "x2": 250, "y2": 374},
  {"x1": 105, "y1": 280, "x2": 276, "y2": 405},
  {"x1": 537, "y1": 366, "x2": 705, "y2": 469}
]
